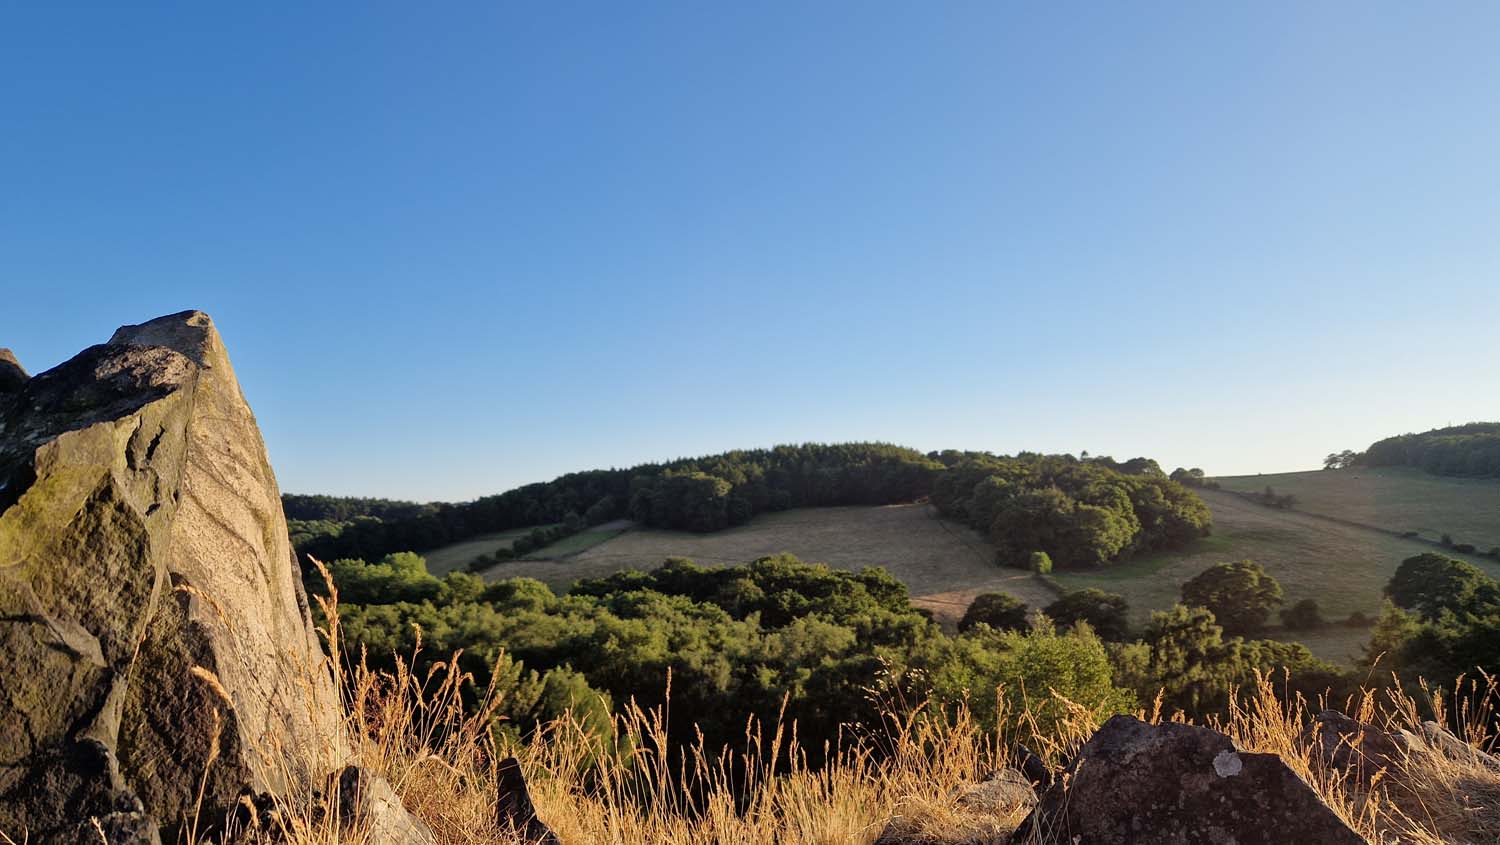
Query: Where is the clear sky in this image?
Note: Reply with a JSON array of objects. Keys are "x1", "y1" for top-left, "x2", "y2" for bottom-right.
[{"x1": 3, "y1": 3, "x2": 1497, "y2": 501}]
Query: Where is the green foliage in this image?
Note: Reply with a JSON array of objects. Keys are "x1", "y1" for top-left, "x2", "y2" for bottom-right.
[
  {"x1": 931, "y1": 452, "x2": 1210, "y2": 569},
  {"x1": 1029, "y1": 550, "x2": 1053, "y2": 574},
  {"x1": 1044, "y1": 589, "x2": 1130, "y2": 641},
  {"x1": 918, "y1": 618, "x2": 1135, "y2": 740},
  {"x1": 1323, "y1": 450, "x2": 1361, "y2": 470},
  {"x1": 294, "y1": 442, "x2": 943, "y2": 561},
  {"x1": 957, "y1": 592, "x2": 1029, "y2": 633},
  {"x1": 1121, "y1": 604, "x2": 1243, "y2": 714},
  {"x1": 1385, "y1": 553, "x2": 1498, "y2": 619},
  {"x1": 1360, "y1": 422, "x2": 1500, "y2": 478},
  {"x1": 1279, "y1": 598, "x2": 1324, "y2": 631},
  {"x1": 1372, "y1": 554, "x2": 1500, "y2": 689},
  {"x1": 1180, "y1": 560, "x2": 1284, "y2": 635}
]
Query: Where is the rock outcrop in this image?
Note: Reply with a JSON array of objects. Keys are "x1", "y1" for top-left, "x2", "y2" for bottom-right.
[
  {"x1": 0, "y1": 312, "x2": 418, "y2": 842},
  {"x1": 1015, "y1": 715, "x2": 1368, "y2": 844},
  {"x1": 1308, "y1": 708, "x2": 1500, "y2": 793}
]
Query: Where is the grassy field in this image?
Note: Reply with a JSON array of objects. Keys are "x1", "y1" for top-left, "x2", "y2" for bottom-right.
[
  {"x1": 477, "y1": 504, "x2": 1058, "y2": 627},
  {"x1": 422, "y1": 528, "x2": 538, "y2": 575},
  {"x1": 1050, "y1": 488, "x2": 1500, "y2": 663},
  {"x1": 1213, "y1": 466, "x2": 1500, "y2": 550},
  {"x1": 523, "y1": 521, "x2": 633, "y2": 560}
]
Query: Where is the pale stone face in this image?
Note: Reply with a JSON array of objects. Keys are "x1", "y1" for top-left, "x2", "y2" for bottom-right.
[{"x1": 0, "y1": 311, "x2": 348, "y2": 841}]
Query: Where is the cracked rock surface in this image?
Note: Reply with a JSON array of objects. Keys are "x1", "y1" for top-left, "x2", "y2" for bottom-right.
[
  {"x1": 0, "y1": 312, "x2": 358, "y2": 842},
  {"x1": 1014, "y1": 715, "x2": 1368, "y2": 844}
]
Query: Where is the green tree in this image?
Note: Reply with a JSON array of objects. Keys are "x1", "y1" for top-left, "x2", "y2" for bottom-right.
[
  {"x1": 1044, "y1": 589, "x2": 1130, "y2": 641},
  {"x1": 1029, "y1": 550, "x2": 1053, "y2": 574},
  {"x1": 1180, "y1": 560, "x2": 1284, "y2": 635},
  {"x1": 958, "y1": 592, "x2": 1030, "y2": 633},
  {"x1": 1385, "y1": 552, "x2": 1498, "y2": 619},
  {"x1": 1279, "y1": 597, "x2": 1323, "y2": 630},
  {"x1": 1129, "y1": 604, "x2": 1244, "y2": 714}
]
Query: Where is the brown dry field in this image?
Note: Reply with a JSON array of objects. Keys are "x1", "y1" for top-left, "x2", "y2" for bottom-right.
[{"x1": 477, "y1": 503, "x2": 1058, "y2": 628}]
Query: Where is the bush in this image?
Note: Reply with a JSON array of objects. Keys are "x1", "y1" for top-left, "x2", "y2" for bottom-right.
[
  {"x1": 1180, "y1": 560, "x2": 1284, "y2": 635},
  {"x1": 1441, "y1": 533, "x2": 1454, "y2": 547},
  {"x1": 1345, "y1": 611, "x2": 1372, "y2": 627},
  {"x1": 1043, "y1": 588, "x2": 1130, "y2": 641},
  {"x1": 1454, "y1": 543, "x2": 1476, "y2": 554},
  {"x1": 1399, "y1": 530, "x2": 1419, "y2": 538},
  {"x1": 1029, "y1": 550, "x2": 1053, "y2": 574},
  {"x1": 958, "y1": 592, "x2": 1030, "y2": 633},
  {"x1": 1279, "y1": 598, "x2": 1323, "y2": 630},
  {"x1": 1490, "y1": 547, "x2": 1500, "y2": 560}
]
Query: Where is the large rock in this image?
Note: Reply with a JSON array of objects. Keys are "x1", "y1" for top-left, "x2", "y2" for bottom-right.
[
  {"x1": 1015, "y1": 715, "x2": 1368, "y2": 844},
  {"x1": 1306, "y1": 709, "x2": 1409, "y2": 790},
  {"x1": 1308, "y1": 709, "x2": 1500, "y2": 793},
  {"x1": 0, "y1": 312, "x2": 416, "y2": 842}
]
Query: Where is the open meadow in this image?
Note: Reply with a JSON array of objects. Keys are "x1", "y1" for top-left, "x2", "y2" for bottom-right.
[
  {"x1": 1214, "y1": 466, "x2": 1500, "y2": 550},
  {"x1": 422, "y1": 527, "x2": 537, "y2": 575},
  {"x1": 477, "y1": 504, "x2": 1059, "y2": 625},
  {"x1": 1049, "y1": 488, "x2": 1500, "y2": 662}
]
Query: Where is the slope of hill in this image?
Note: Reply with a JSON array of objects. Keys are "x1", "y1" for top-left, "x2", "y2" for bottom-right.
[
  {"x1": 1213, "y1": 466, "x2": 1500, "y2": 550},
  {"x1": 475, "y1": 503, "x2": 1060, "y2": 624},
  {"x1": 1050, "y1": 487, "x2": 1500, "y2": 662}
]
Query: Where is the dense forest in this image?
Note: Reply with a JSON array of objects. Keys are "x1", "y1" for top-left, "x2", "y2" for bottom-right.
[
  {"x1": 289, "y1": 443, "x2": 1213, "y2": 573},
  {"x1": 1355, "y1": 422, "x2": 1500, "y2": 477},
  {"x1": 290, "y1": 442, "x2": 944, "y2": 562},
  {"x1": 315, "y1": 550, "x2": 1345, "y2": 758},
  {"x1": 928, "y1": 452, "x2": 1213, "y2": 568}
]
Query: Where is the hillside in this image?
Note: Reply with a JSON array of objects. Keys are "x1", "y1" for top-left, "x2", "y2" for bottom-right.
[
  {"x1": 1213, "y1": 466, "x2": 1500, "y2": 550},
  {"x1": 475, "y1": 503, "x2": 1061, "y2": 624},
  {"x1": 472, "y1": 493, "x2": 1500, "y2": 664}
]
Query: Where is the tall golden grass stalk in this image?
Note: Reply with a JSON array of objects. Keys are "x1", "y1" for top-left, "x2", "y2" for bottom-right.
[{"x1": 105, "y1": 561, "x2": 1500, "y2": 844}]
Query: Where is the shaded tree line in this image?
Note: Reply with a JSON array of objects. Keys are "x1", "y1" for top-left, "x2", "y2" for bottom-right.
[
  {"x1": 1356, "y1": 422, "x2": 1500, "y2": 477},
  {"x1": 929, "y1": 451, "x2": 1213, "y2": 569},
  {"x1": 291, "y1": 443, "x2": 944, "y2": 563}
]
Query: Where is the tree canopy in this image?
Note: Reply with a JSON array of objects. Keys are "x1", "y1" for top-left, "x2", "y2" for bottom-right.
[{"x1": 1179, "y1": 560, "x2": 1284, "y2": 635}]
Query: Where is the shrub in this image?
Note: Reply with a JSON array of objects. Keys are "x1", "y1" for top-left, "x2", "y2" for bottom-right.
[
  {"x1": 958, "y1": 592, "x2": 1030, "y2": 633},
  {"x1": 1399, "y1": 530, "x2": 1419, "y2": 538},
  {"x1": 1441, "y1": 533, "x2": 1454, "y2": 547},
  {"x1": 1490, "y1": 547, "x2": 1500, "y2": 560},
  {"x1": 1454, "y1": 543, "x2": 1476, "y2": 554},
  {"x1": 1029, "y1": 550, "x2": 1053, "y2": 574},
  {"x1": 1279, "y1": 598, "x2": 1324, "y2": 630},
  {"x1": 1345, "y1": 611, "x2": 1372, "y2": 627},
  {"x1": 1043, "y1": 588, "x2": 1130, "y2": 641}
]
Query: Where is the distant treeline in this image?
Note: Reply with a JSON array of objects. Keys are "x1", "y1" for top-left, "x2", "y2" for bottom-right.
[
  {"x1": 290, "y1": 443, "x2": 944, "y2": 562},
  {"x1": 1357, "y1": 422, "x2": 1500, "y2": 478},
  {"x1": 289, "y1": 443, "x2": 1212, "y2": 571},
  {"x1": 283, "y1": 494, "x2": 432, "y2": 523},
  {"x1": 930, "y1": 452, "x2": 1213, "y2": 568}
]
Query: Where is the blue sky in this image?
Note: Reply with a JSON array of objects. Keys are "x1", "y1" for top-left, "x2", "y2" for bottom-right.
[{"x1": 3, "y1": 3, "x2": 1497, "y2": 501}]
